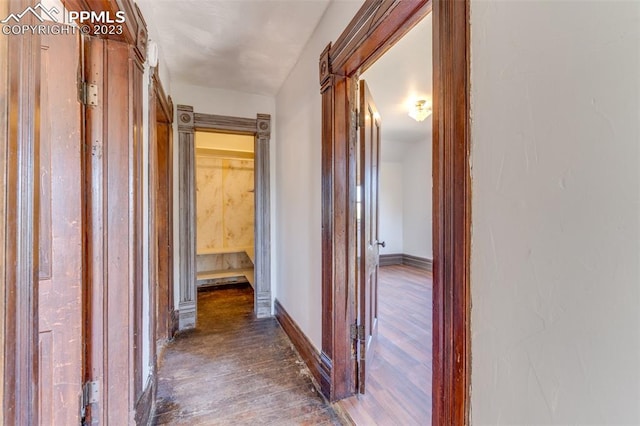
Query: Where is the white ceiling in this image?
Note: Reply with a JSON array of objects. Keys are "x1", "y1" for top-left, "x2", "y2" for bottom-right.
[
  {"x1": 360, "y1": 14, "x2": 432, "y2": 160},
  {"x1": 137, "y1": 0, "x2": 431, "y2": 157},
  {"x1": 137, "y1": 0, "x2": 331, "y2": 96}
]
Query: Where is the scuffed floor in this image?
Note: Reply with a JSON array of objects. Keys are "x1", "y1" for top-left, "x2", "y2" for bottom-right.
[{"x1": 153, "y1": 285, "x2": 342, "y2": 425}]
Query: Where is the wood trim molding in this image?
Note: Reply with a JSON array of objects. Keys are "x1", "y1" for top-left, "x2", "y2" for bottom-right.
[
  {"x1": 274, "y1": 299, "x2": 322, "y2": 388},
  {"x1": 379, "y1": 254, "x2": 433, "y2": 270},
  {"x1": 402, "y1": 254, "x2": 433, "y2": 271},
  {"x1": 170, "y1": 309, "x2": 179, "y2": 339},
  {"x1": 319, "y1": 0, "x2": 471, "y2": 422},
  {"x1": 134, "y1": 374, "x2": 156, "y2": 425},
  {"x1": 62, "y1": 0, "x2": 148, "y2": 62},
  {"x1": 379, "y1": 253, "x2": 403, "y2": 266},
  {"x1": 151, "y1": 66, "x2": 174, "y2": 344},
  {"x1": 432, "y1": 0, "x2": 471, "y2": 423},
  {"x1": 152, "y1": 67, "x2": 173, "y2": 124},
  {"x1": 193, "y1": 113, "x2": 257, "y2": 134},
  {"x1": 329, "y1": 0, "x2": 396, "y2": 72},
  {"x1": 319, "y1": 69, "x2": 355, "y2": 401},
  {"x1": 330, "y1": 0, "x2": 432, "y2": 76},
  {"x1": 176, "y1": 105, "x2": 196, "y2": 330},
  {"x1": 177, "y1": 107, "x2": 272, "y2": 328},
  {"x1": 177, "y1": 104, "x2": 195, "y2": 132},
  {"x1": 253, "y1": 114, "x2": 272, "y2": 318},
  {"x1": 2, "y1": 1, "x2": 41, "y2": 423}
]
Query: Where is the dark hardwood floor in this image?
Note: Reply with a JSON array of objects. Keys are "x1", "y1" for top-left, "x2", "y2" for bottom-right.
[
  {"x1": 153, "y1": 285, "x2": 342, "y2": 425},
  {"x1": 338, "y1": 264, "x2": 432, "y2": 425}
]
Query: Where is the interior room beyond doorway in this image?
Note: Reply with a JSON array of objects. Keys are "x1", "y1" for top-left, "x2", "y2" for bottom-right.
[{"x1": 194, "y1": 132, "x2": 256, "y2": 294}]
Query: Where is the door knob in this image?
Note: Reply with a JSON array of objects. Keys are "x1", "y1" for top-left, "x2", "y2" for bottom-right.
[{"x1": 376, "y1": 241, "x2": 386, "y2": 248}]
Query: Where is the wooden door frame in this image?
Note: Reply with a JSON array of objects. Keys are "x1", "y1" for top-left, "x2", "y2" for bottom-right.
[
  {"x1": 151, "y1": 68, "x2": 176, "y2": 341},
  {"x1": 138, "y1": 65, "x2": 174, "y2": 423},
  {"x1": 177, "y1": 106, "x2": 272, "y2": 329},
  {"x1": 82, "y1": 35, "x2": 146, "y2": 423},
  {"x1": 319, "y1": 0, "x2": 471, "y2": 423},
  {"x1": 65, "y1": 0, "x2": 149, "y2": 422}
]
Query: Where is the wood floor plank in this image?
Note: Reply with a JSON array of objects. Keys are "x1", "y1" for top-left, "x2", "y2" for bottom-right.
[
  {"x1": 339, "y1": 265, "x2": 432, "y2": 425},
  {"x1": 153, "y1": 285, "x2": 342, "y2": 425}
]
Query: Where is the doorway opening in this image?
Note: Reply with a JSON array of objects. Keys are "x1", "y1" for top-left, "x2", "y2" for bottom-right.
[
  {"x1": 338, "y1": 13, "x2": 434, "y2": 424},
  {"x1": 176, "y1": 107, "x2": 272, "y2": 330},
  {"x1": 319, "y1": 0, "x2": 470, "y2": 423},
  {"x1": 195, "y1": 131, "x2": 256, "y2": 306}
]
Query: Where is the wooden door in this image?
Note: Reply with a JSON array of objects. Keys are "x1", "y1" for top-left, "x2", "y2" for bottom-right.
[
  {"x1": 83, "y1": 36, "x2": 145, "y2": 423},
  {"x1": 38, "y1": 27, "x2": 84, "y2": 424},
  {"x1": 357, "y1": 79, "x2": 382, "y2": 393}
]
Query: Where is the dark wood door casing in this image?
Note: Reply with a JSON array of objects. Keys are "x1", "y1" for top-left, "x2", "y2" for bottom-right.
[
  {"x1": 319, "y1": 0, "x2": 471, "y2": 423},
  {"x1": 152, "y1": 70, "x2": 175, "y2": 342},
  {"x1": 2, "y1": 1, "x2": 42, "y2": 423},
  {"x1": 431, "y1": 0, "x2": 471, "y2": 422}
]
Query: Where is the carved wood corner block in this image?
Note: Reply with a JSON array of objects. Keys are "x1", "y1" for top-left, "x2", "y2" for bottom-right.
[
  {"x1": 319, "y1": 43, "x2": 332, "y2": 86},
  {"x1": 136, "y1": 26, "x2": 148, "y2": 61},
  {"x1": 177, "y1": 105, "x2": 194, "y2": 132},
  {"x1": 135, "y1": 3, "x2": 148, "y2": 56},
  {"x1": 256, "y1": 114, "x2": 271, "y2": 137}
]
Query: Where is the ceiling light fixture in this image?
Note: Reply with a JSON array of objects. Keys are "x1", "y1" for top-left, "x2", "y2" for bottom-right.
[{"x1": 408, "y1": 99, "x2": 432, "y2": 122}]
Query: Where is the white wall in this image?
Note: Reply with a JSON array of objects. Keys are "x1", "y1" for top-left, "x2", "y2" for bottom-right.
[
  {"x1": 275, "y1": 0, "x2": 363, "y2": 349},
  {"x1": 172, "y1": 83, "x2": 276, "y2": 119},
  {"x1": 470, "y1": 1, "x2": 640, "y2": 424},
  {"x1": 379, "y1": 161, "x2": 404, "y2": 255},
  {"x1": 402, "y1": 136, "x2": 432, "y2": 259},
  {"x1": 380, "y1": 146, "x2": 432, "y2": 259},
  {"x1": 170, "y1": 83, "x2": 277, "y2": 308}
]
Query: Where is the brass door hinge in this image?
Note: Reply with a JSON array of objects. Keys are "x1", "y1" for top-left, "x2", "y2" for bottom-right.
[
  {"x1": 79, "y1": 81, "x2": 98, "y2": 106},
  {"x1": 81, "y1": 380, "x2": 99, "y2": 420},
  {"x1": 350, "y1": 323, "x2": 365, "y2": 341}
]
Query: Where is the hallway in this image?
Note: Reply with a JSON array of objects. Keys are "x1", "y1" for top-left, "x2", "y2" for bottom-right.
[{"x1": 153, "y1": 286, "x2": 342, "y2": 425}]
